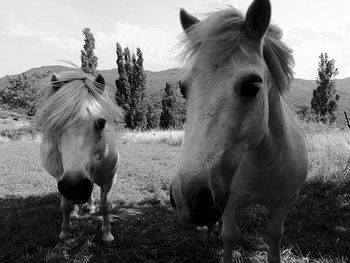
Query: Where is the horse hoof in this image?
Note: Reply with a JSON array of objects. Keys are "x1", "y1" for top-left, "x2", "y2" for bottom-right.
[{"x1": 102, "y1": 232, "x2": 114, "y2": 242}]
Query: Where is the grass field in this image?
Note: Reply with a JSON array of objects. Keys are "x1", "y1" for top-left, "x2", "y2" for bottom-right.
[{"x1": 0, "y1": 121, "x2": 349, "y2": 263}]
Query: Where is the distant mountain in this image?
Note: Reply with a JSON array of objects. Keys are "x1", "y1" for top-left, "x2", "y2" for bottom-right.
[{"x1": 1, "y1": 65, "x2": 349, "y2": 125}]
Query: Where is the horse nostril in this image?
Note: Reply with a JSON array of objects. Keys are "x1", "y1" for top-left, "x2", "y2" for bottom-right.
[
  {"x1": 81, "y1": 177, "x2": 92, "y2": 191},
  {"x1": 188, "y1": 187, "x2": 217, "y2": 226},
  {"x1": 170, "y1": 186, "x2": 176, "y2": 209},
  {"x1": 57, "y1": 180, "x2": 65, "y2": 196},
  {"x1": 79, "y1": 177, "x2": 93, "y2": 202}
]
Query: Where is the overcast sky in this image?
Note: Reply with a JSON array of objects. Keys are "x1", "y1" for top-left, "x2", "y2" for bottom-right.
[{"x1": 0, "y1": 0, "x2": 349, "y2": 79}]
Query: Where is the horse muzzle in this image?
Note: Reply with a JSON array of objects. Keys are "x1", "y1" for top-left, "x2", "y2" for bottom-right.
[
  {"x1": 170, "y1": 182, "x2": 224, "y2": 227},
  {"x1": 58, "y1": 171, "x2": 93, "y2": 204}
]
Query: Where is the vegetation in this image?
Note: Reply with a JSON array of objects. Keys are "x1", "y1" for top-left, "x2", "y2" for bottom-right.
[
  {"x1": 0, "y1": 72, "x2": 51, "y2": 116},
  {"x1": 81, "y1": 28, "x2": 98, "y2": 76},
  {"x1": 115, "y1": 44, "x2": 147, "y2": 130},
  {"x1": 115, "y1": 43, "x2": 131, "y2": 114},
  {"x1": 0, "y1": 117, "x2": 349, "y2": 263},
  {"x1": 311, "y1": 53, "x2": 340, "y2": 123},
  {"x1": 160, "y1": 82, "x2": 186, "y2": 129},
  {"x1": 145, "y1": 99, "x2": 161, "y2": 130}
]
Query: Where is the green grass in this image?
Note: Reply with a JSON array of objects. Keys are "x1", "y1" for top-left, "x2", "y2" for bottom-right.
[{"x1": 0, "y1": 123, "x2": 349, "y2": 262}]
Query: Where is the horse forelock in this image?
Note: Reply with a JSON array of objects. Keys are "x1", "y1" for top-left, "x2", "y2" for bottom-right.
[
  {"x1": 34, "y1": 70, "x2": 121, "y2": 143},
  {"x1": 177, "y1": 6, "x2": 294, "y2": 94}
]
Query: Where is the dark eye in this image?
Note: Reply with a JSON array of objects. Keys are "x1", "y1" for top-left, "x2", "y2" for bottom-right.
[
  {"x1": 240, "y1": 75, "x2": 262, "y2": 97},
  {"x1": 94, "y1": 150, "x2": 102, "y2": 160},
  {"x1": 95, "y1": 118, "x2": 106, "y2": 131},
  {"x1": 179, "y1": 80, "x2": 187, "y2": 99}
]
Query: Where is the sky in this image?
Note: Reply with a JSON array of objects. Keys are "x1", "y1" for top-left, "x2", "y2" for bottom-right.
[{"x1": 0, "y1": 0, "x2": 349, "y2": 79}]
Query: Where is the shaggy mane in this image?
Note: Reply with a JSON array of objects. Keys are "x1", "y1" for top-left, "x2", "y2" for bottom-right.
[
  {"x1": 34, "y1": 70, "x2": 121, "y2": 142},
  {"x1": 177, "y1": 6, "x2": 294, "y2": 93}
]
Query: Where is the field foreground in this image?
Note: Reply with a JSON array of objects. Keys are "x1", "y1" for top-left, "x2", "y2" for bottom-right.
[{"x1": 0, "y1": 126, "x2": 349, "y2": 262}]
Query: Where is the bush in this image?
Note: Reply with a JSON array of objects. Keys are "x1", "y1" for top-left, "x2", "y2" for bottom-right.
[{"x1": 0, "y1": 72, "x2": 51, "y2": 116}]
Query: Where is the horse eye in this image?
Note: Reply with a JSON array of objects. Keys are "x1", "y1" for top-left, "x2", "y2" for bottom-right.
[
  {"x1": 95, "y1": 118, "x2": 106, "y2": 130},
  {"x1": 240, "y1": 75, "x2": 262, "y2": 97},
  {"x1": 179, "y1": 80, "x2": 187, "y2": 99}
]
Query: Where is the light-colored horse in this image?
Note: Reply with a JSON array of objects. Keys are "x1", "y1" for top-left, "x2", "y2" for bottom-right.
[
  {"x1": 35, "y1": 71, "x2": 121, "y2": 242},
  {"x1": 170, "y1": 0, "x2": 308, "y2": 262}
]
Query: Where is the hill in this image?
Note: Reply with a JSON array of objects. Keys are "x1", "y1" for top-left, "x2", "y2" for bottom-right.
[{"x1": 1, "y1": 65, "x2": 349, "y2": 125}]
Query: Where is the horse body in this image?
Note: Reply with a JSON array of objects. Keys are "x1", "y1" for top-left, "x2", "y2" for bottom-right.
[
  {"x1": 35, "y1": 71, "x2": 120, "y2": 241},
  {"x1": 170, "y1": 1, "x2": 308, "y2": 262}
]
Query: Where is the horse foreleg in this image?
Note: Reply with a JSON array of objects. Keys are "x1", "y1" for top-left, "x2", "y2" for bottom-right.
[
  {"x1": 268, "y1": 192, "x2": 298, "y2": 263},
  {"x1": 100, "y1": 186, "x2": 114, "y2": 242},
  {"x1": 221, "y1": 197, "x2": 240, "y2": 263},
  {"x1": 86, "y1": 195, "x2": 96, "y2": 214},
  {"x1": 71, "y1": 205, "x2": 79, "y2": 218},
  {"x1": 59, "y1": 196, "x2": 74, "y2": 239}
]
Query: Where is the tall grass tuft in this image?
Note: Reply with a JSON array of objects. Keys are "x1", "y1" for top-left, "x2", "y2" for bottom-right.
[
  {"x1": 118, "y1": 130, "x2": 184, "y2": 146},
  {"x1": 299, "y1": 119, "x2": 350, "y2": 182}
]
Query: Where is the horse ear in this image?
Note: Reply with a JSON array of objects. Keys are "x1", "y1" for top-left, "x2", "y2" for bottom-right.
[
  {"x1": 50, "y1": 73, "x2": 62, "y2": 90},
  {"x1": 93, "y1": 73, "x2": 105, "y2": 93},
  {"x1": 245, "y1": 0, "x2": 271, "y2": 40},
  {"x1": 51, "y1": 73, "x2": 58, "y2": 82},
  {"x1": 180, "y1": 8, "x2": 199, "y2": 32}
]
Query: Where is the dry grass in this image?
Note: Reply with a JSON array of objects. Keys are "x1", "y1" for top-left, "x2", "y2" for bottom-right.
[
  {"x1": 299, "y1": 120, "x2": 350, "y2": 182},
  {"x1": 0, "y1": 119, "x2": 349, "y2": 263},
  {"x1": 118, "y1": 130, "x2": 184, "y2": 146}
]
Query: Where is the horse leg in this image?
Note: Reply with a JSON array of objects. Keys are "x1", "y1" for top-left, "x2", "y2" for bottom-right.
[
  {"x1": 59, "y1": 196, "x2": 74, "y2": 239},
  {"x1": 221, "y1": 197, "x2": 240, "y2": 263},
  {"x1": 71, "y1": 205, "x2": 79, "y2": 218},
  {"x1": 86, "y1": 195, "x2": 96, "y2": 214},
  {"x1": 100, "y1": 186, "x2": 114, "y2": 242},
  {"x1": 267, "y1": 192, "x2": 298, "y2": 263}
]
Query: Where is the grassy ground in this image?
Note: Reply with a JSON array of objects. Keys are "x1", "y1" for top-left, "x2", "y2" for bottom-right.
[{"x1": 0, "y1": 122, "x2": 349, "y2": 263}]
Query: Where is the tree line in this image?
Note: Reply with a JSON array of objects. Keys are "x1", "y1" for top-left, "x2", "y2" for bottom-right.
[{"x1": 0, "y1": 28, "x2": 340, "y2": 128}]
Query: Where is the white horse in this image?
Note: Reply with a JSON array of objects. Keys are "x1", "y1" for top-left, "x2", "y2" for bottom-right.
[
  {"x1": 170, "y1": 0, "x2": 308, "y2": 262},
  {"x1": 35, "y1": 71, "x2": 121, "y2": 242}
]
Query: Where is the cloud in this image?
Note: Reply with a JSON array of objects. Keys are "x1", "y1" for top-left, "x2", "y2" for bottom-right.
[
  {"x1": 283, "y1": 25, "x2": 350, "y2": 79},
  {"x1": 0, "y1": 14, "x2": 44, "y2": 37},
  {"x1": 94, "y1": 22, "x2": 180, "y2": 71},
  {"x1": 39, "y1": 22, "x2": 180, "y2": 71},
  {"x1": 41, "y1": 36, "x2": 82, "y2": 52}
]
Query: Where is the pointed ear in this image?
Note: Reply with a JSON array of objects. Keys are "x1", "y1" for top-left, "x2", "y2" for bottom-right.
[
  {"x1": 180, "y1": 8, "x2": 200, "y2": 32},
  {"x1": 50, "y1": 73, "x2": 62, "y2": 90},
  {"x1": 245, "y1": 0, "x2": 271, "y2": 40},
  {"x1": 51, "y1": 73, "x2": 58, "y2": 82},
  {"x1": 93, "y1": 73, "x2": 105, "y2": 93}
]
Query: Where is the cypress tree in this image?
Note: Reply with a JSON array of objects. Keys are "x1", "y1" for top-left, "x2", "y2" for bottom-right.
[
  {"x1": 115, "y1": 45, "x2": 147, "y2": 129},
  {"x1": 311, "y1": 53, "x2": 339, "y2": 123},
  {"x1": 115, "y1": 43, "x2": 131, "y2": 112},
  {"x1": 160, "y1": 82, "x2": 177, "y2": 129},
  {"x1": 80, "y1": 28, "x2": 98, "y2": 76},
  {"x1": 124, "y1": 47, "x2": 133, "y2": 86},
  {"x1": 130, "y1": 48, "x2": 147, "y2": 129}
]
